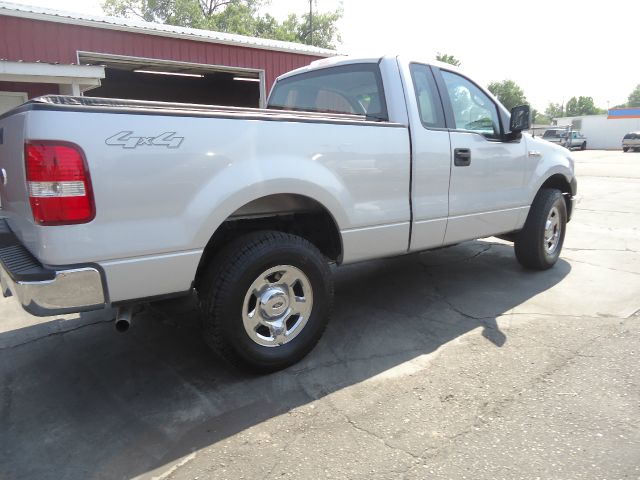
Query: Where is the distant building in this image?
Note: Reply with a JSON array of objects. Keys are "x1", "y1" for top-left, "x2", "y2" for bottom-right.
[
  {"x1": 555, "y1": 108, "x2": 640, "y2": 149},
  {"x1": 0, "y1": 2, "x2": 335, "y2": 114}
]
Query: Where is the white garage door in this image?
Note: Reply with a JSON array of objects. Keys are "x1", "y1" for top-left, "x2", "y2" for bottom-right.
[{"x1": 0, "y1": 92, "x2": 28, "y2": 115}]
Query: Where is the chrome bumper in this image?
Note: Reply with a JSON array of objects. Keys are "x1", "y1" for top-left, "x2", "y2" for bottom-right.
[
  {"x1": 1, "y1": 266, "x2": 106, "y2": 316},
  {"x1": 0, "y1": 219, "x2": 106, "y2": 316}
]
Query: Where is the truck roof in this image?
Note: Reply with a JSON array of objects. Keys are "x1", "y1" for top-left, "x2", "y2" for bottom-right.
[{"x1": 275, "y1": 54, "x2": 466, "y2": 82}]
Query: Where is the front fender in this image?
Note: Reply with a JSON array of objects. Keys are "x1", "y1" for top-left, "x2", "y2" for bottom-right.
[{"x1": 526, "y1": 136, "x2": 576, "y2": 204}]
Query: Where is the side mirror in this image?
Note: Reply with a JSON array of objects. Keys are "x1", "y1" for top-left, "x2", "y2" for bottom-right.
[{"x1": 509, "y1": 105, "x2": 531, "y2": 132}]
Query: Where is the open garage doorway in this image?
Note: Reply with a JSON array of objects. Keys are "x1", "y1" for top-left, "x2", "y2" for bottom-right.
[{"x1": 78, "y1": 52, "x2": 265, "y2": 108}]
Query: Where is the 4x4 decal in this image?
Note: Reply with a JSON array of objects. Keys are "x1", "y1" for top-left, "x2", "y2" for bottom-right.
[{"x1": 106, "y1": 131, "x2": 184, "y2": 149}]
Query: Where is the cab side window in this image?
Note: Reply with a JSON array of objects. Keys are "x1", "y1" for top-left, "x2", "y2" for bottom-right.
[
  {"x1": 409, "y1": 63, "x2": 445, "y2": 129},
  {"x1": 441, "y1": 70, "x2": 502, "y2": 139},
  {"x1": 268, "y1": 64, "x2": 388, "y2": 121}
]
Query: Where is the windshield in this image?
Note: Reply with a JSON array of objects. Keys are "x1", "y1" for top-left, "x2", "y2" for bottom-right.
[{"x1": 543, "y1": 130, "x2": 563, "y2": 138}]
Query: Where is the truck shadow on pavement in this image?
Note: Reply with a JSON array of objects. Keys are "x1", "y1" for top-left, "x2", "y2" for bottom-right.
[{"x1": 0, "y1": 239, "x2": 570, "y2": 479}]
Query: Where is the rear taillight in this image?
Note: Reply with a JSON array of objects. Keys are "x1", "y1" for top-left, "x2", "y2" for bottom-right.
[{"x1": 25, "y1": 142, "x2": 95, "y2": 225}]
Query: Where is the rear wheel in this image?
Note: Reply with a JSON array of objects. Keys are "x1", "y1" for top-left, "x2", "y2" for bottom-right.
[
  {"x1": 581, "y1": 142, "x2": 586, "y2": 150},
  {"x1": 514, "y1": 189, "x2": 567, "y2": 270},
  {"x1": 623, "y1": 147, "x2": 629, "y2": 152},
  {"x1": 198, "y1": 231, "x2": 333, "y2": 372}
]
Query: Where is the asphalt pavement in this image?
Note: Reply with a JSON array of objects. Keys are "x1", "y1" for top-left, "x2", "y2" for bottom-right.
[{"x1": 1, "y1": 150, "x2": 638, "y2": 480}]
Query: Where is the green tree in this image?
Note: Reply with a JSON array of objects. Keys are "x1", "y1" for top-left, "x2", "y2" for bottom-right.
[
  {"x1": 102, "y1": 0, "x2": 342, "y2": 49},
  {"x1": 435, "y1": 53, "x2": 461, "y2": 66},
  {"x1": 532, "y1": 109, "x2": 551, "y2": 125},
  {"x1": 487, "y1": 79, "x2": 528, "y2": 111},
  {"x1": 544, "y1": 102, "x2": 564, "y2": 119},
  {"x1": 565, "y1": 96, "x2": 605, "y2": 116},
  {"x1": 627, "y1": 84, "x2": 640, "y2": 107}
]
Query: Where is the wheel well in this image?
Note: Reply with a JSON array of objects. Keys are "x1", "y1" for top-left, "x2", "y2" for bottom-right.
[
  {"x1": 195, "y1": 194, "x2": 342, "y2": 286},
  {"x1": 539, "y1": 174, "x2": 573, "y2": 219}
]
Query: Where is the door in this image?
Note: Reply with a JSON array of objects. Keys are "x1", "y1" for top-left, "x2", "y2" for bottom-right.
[
  {"x1": 0, "y1": 92, "x2": 27, "y2": 115},
  {"x1": 435, "y1": 69, "x2": 528, "y2": 244},
  {"x1": 401, "y1": 62, "x2": 452, "y2": 251}
]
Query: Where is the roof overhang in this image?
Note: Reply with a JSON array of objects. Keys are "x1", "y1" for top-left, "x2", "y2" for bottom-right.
[{"x1": 0, "y1": 61, "x2": 105, "y2": 86}]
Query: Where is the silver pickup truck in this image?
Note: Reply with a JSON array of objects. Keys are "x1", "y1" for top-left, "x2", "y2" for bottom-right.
[
  {"x1": 542, "y1": 128, "x2": 587, "y2": 150},
  {"x1": 0, "y1": 55, "x2": 577, "y2": 371}
]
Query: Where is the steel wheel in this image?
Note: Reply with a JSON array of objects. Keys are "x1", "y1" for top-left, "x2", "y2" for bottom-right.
[{"x1": 242, "y1": 265, "x2": 313, "y2": 347}]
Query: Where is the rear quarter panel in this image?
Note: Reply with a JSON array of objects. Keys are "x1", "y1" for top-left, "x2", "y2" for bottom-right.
[{"x1": 19, "y1": 110, "x2": 410, "y2": 300}]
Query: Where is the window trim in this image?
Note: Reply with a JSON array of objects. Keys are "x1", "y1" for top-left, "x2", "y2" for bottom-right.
[
  {"x1": 432, "y1": 67, "x2": 509, "y2": 142},
  {"x1": 408, "y1": 63, "x2": 447, "y2": 131},
  {"x1": 268, "y1": 63, "x2": 390, "y2": 122}
]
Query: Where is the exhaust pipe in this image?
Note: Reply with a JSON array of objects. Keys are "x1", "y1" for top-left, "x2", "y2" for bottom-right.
[{"x1": 115, "y1": 306, "x2": 134, "y2": 333}]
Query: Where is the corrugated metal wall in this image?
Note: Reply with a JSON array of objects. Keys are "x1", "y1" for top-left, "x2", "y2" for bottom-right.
[
  {"x1": 0, "y1": 15, "x2": 322, "y2": 94},
  {"x1": 0, "y1": 81, "x2": 58, "y2": 98}
]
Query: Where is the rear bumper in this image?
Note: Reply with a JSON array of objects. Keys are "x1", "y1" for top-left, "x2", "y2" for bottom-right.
[{"x1": 0, "y1": 219, "x2": 106, "y2": 316}]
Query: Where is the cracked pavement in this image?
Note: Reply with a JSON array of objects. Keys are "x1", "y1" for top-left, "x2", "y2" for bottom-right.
[{"x1": 1, "y1": 150, "x2": 639, "y2": 479}]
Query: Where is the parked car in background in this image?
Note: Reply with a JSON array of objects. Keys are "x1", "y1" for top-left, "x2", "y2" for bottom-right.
[
  {"x1": 542, "y1": 128, "x2": 566, "y2": 146},
  {"x1": 567, "y1": 131, "x2": 587, "y2": 150},
  {"x1": 622, "y1": 132, "x2": 640, "y2": 152},
  {"x1": 542, "y1": 128, "x2": 587, "y2": 150}
]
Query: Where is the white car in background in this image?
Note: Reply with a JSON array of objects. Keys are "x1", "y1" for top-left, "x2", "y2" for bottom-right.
[{"x1": 622, "y1": 132, "x2": 640, "y2": 152}]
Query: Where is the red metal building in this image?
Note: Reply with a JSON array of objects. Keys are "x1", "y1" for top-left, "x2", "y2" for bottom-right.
[{"x1": 0, "y1": 2, "x2": 334, "y2": 113}]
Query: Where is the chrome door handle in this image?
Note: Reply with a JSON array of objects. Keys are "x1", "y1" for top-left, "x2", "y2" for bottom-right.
[{"x1": 528, "y1": 151, "x2": 542, "y2": 157}]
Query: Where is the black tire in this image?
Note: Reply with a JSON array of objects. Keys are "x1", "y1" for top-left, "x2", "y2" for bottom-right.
[
  {"x1": 514, "y1": 189, "x2": 567, "y2": 270},
  {"x1": 197, "y1": 231, "x2": 333, "y2": 373},
  {"x1": 623, "y1": 147, "x2": 629, "y2": 152},
  {"x1": 581, "y1": 142, "x2": 586, "y2": 150}
]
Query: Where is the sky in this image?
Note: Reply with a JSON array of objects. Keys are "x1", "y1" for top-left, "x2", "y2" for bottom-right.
[{"x1": 17, "y1": 0, "x2": 640, "y2": 111}]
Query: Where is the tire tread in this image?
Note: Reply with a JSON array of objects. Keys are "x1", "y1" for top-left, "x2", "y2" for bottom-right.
[
  {"x1": 198, "y1": 231, "x2": 332, "y2": 372},
  {"x1": 514, "y1": 188, "x2": 566, "y2": 270}
]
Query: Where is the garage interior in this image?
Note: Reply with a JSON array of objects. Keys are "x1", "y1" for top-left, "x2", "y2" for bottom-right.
[{"x1": 79, "y1": 53, "x2": 264, "y2": 108}]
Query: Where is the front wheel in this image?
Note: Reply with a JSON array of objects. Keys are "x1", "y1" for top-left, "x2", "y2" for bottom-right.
[
  {"x1": 197, "y1": 231, "x2": 333, "y2": 373},
  {"x1": 514, "y1": 189, "x2": 567, "y2": 270},
  {"x1": 581, "y1": 142, "x2": 587, "y2": 150},
  {"x1": 623, "y1": 147, "x2": 629, "y2": 152}
]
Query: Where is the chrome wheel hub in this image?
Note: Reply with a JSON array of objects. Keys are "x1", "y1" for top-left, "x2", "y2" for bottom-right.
[
  {"x1": 259, "y1": 287, "x2": 290, "y2": 318},
  {"x1": 242, "y1": 265, "x2": 313, "y2": 347},
  {"x1": 544, "y1": 206, "x2": 561, "y2": 255}
]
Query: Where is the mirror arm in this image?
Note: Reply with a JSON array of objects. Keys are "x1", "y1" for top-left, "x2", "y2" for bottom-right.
[{"x1": 503, "y1": 130, "x2": 522, "y2": 142}]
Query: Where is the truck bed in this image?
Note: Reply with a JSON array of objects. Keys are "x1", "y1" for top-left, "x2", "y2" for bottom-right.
[
  {"x1": 2, "y1": 95, "x2": 390, "y2": 126},
  {"x1": 0, "y1": 91, "x2": 411, "y2": 304}
]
